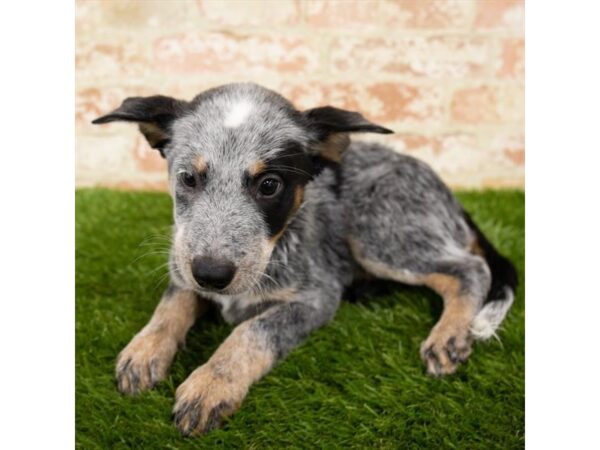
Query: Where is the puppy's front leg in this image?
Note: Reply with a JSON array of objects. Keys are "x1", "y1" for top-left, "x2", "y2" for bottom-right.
[
  {"x1": 173, "y1": 300, "x2": 334, "y2": 436},
  {"x1": 116, "y1": 284, "x2": 206, "y2": 395}
]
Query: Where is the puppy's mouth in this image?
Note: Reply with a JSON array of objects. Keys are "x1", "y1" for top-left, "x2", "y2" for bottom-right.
[
  {"x1": 174, "y1": 257, "x2": 262, "y2": 296},
  {"x1": 195, "y1": 283, "x2": 240, "y2": 296},
  {"x1": 189, "y1": 271, "x2": 257, "y2": 296},
  {"x1": 172, "y1": 240, "x2": 275, "y2": 297}
]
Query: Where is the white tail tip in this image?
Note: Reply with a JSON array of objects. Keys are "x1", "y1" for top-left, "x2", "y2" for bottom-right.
[{"x1": 470, "y1": 287, "x2": 515, "y2": 341}]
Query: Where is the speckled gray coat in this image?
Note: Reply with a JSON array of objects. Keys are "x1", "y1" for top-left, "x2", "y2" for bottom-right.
[{"x1": 93, "y1": 82, "x2": 517, "y2": 436}]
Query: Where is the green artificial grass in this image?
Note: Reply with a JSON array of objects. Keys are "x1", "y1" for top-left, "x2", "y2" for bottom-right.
[{"x1": 76, "y1": 189, "x2": 524, "y2": 449}]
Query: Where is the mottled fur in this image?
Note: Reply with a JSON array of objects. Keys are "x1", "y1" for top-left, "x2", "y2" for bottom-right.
[{"x1": 93, "y1": 82, "x2": 517, "y2": 436}]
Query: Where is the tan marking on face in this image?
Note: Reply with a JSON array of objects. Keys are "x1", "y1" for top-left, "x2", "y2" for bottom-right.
[
  {"x1": 315, "y1": 133, "x2": 351, "y2": 162},
  {"x1": 269, "y1": 228, "x2": 286, "y2": 246},
  {"x1": 268, "y1": 185, "x2": 305, "y2": 246},
  {"x1": 173, "y1": 320, "x2": 275, "y2": 435},
  {"x1": 248, "y1": 160, "x2": 267, "y2": 177},
  {"x1": 116, "y1": 289, "x2": 207, "y2": 394},
  {"x1": 292, "y1": 185, "x2": 305, "y2": 213},
  {"x1": 194, "y1": 155, "x2": 208, "y2": 173}
]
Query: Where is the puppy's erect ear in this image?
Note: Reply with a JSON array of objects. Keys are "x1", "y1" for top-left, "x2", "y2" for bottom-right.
[
  {"x1": 92, "y1": 95, "x2": 190, "y2": 157},
  {"x1": 303, "y1": 106, "x2": 393, "y2": 161}
]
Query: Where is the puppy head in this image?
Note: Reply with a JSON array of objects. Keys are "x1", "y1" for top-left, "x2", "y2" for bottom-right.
[{"x1": 93, "y1": 83, "x2": 392, "y2": 294}]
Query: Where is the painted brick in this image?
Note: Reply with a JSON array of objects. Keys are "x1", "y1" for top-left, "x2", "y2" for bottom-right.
[
  {"x1": 331, "y1": 35, "x2": 497, "y2": 79},
  {"x1": 154, "y1": 32, "x2": 319, "y2": 75},
  {"x1": 76, "y1": 133, "x2": 136, "y2": 185},
  {"x1": 474, "y1": 0, "x2": 524, "y2": 31},
  {"x1": 76, "y1": 86, "x2": 149, "y2": 128},
  {"x1": 305, "y1": 0, "x2": 473, "y2": 29},
  {"x1": 282, "y1": 82, "x2": 444, "y2": 126},
  {"x1": 389, "y1": 133, "x2": 481, "y2": 187},
  {"x1": 497, "y1": 38, "x2": 525, "y2": 78},
  {"x1": 77, "y1": 133, "x2": 169, "y2": 190},
  {"x1": 472, "y1": 131, "x2": 524, "y2": 188},
  {"x1": 385, "y1": 132, "x2": 523, "y2": 188},
  {"x1": 450, "y1": 84, "x2": 524, "y2": 125},
  {"x1": 76, "y1": 38, "x2": 149, "y2": 81},
  {"x1": 76, "y1": 0, "x2": 200, "y2": 30},
  {"x1": 111, "y1": 179, "x2": 170, "y2": 191},
  {"x1": 75, "y1": 0, "x2": 524, "y2": 190},
  {"x1": 492, "y1": 132, "x2": 525, "y2": 166},
  {"x1": 197, "y1": 0, "x2": 301, "y2": 26},
  {"x1": 132, "y1": 135, "x2": 168, "y2": 174}
]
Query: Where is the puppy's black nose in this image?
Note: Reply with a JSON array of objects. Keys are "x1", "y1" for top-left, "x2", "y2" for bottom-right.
[{"x1": 191, "y1": 256, "x2": 236, "y2": 290}]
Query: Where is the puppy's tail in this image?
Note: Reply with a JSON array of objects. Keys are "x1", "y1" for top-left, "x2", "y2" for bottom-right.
[{"x1": 462, "y1": 210, "x2": 518, "y2": 341}]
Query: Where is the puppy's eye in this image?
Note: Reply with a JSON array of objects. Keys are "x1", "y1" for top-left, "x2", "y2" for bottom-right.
[
  {"x1": 179, "y1": 171, "x2": 197, "y2": 188},
  {"x1": 257, "y1": 174, "x2": 283, "y2": 198}
]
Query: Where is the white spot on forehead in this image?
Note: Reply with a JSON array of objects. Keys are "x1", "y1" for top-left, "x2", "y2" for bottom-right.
[{"x1": 223, "y1": 99, "x2": 253, "y2": 128}]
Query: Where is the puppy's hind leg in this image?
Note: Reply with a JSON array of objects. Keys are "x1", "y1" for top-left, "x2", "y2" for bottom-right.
[
  {"x1": 415, "y1": 257, "x2": 491, "y2": 376},
  {"x1": 350, "y1": 238, "x2": 491, "y2": 376}
]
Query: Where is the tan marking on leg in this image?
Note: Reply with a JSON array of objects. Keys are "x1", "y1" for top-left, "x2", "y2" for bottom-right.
[
  {"x1": 173, "y1": 320, "x2": 275, "y2": 435},
  {"x1": 421, "y1": 273, "x2": 461, "y2": 298},
  {"x1": 248, "y1": 160, "x2": 266, "y2": 177},
  {"x1": 116, "y1": 289, "x2": 207, "y2": 395},
  {"x1": 348, "y1": 237, "x2": 423, "y2": 285},
  {"x1": 348, "y1": 237, "x2": 476, "y2": 376},
  {"x1": 420, "y1": 274, "x2": 476, "y2": 376},
  {"x1": 269, "y1": 228, "x2": 286, "y2": 246},
  {"x1": 194, "y1": 155, "x2": 207, "y2": 173}
]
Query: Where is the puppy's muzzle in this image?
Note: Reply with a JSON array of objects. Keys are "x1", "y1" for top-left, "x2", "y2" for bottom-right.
[{"x1": 191, "y1": 256, "x2": 237, "y2": 290}]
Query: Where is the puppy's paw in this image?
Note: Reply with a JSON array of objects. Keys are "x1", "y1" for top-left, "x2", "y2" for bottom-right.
[
  {"x1": 173, "y1": 365, "x2": 244, "y2": 436},
  {"x1": 116, "y1": 332, "x2": 178, "y2": 395},
  {"x1": 420, "y1": 326, "x2": 473, "y2": 376}
]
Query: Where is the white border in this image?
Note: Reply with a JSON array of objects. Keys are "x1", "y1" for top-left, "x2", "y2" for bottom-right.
[
  {"x1": 0, "y1": 1, "x2": 74, "y2": 447},
  {"x1": 527, "y1": 2, "x2": 600, "y2": 448},
  {"x1": 2, "y1": 0, "x2": 600, "y2": 447}
]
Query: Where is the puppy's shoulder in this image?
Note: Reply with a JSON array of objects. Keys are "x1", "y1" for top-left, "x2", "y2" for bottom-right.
[
  {"x1": 340, "y1": 140, "x2": 460, "y2": 211},
  {"x1": 342, "y1": 140, "x2": 425, "y2": 170}
]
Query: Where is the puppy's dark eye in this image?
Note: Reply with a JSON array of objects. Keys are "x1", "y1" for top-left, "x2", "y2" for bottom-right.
[
  {"x1": 257, "y1": 174, "x2": 283, "y2": 198},
  {"x1": 179, "y1": 171, "x2": 197, "y2": 188}
]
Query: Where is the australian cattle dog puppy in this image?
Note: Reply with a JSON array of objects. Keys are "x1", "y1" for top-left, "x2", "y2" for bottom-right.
[{"x1": 93, "y1": 82, "x2": 517, "y2": 436}]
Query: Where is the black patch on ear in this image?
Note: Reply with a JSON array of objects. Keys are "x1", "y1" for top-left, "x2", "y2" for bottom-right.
[
  {"x1": 303, "y1": 106, "x2": 393, "y2": 141},
  {"x1": 92, "y1": 95, "x2": 190, "y2": 157}
]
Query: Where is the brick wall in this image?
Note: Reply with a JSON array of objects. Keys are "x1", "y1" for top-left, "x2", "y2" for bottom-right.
[{"x1": 76, "y1": 0, "x2": 524, "y2": 190}]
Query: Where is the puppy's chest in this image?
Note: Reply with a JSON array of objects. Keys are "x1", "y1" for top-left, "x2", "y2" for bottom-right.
[{"x1": 202, "y1": 285, "x2": 298, "y2": 325}]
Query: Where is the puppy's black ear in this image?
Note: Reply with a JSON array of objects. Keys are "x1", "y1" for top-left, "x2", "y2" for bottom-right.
[
  {"x1": 92, "y1": 95, "x2": 189, "y2": 157},
  {"x1": 304, "y1": 106, "x2": 393, "y2": 136},
  {"x1": 303, "y1": 106, "x2": 393, "y2": 161}
]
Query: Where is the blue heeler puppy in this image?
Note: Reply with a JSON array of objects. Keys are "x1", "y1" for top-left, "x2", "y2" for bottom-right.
[{"x1": 93, "y1": 82, "x2": 517, "y2": 437}]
